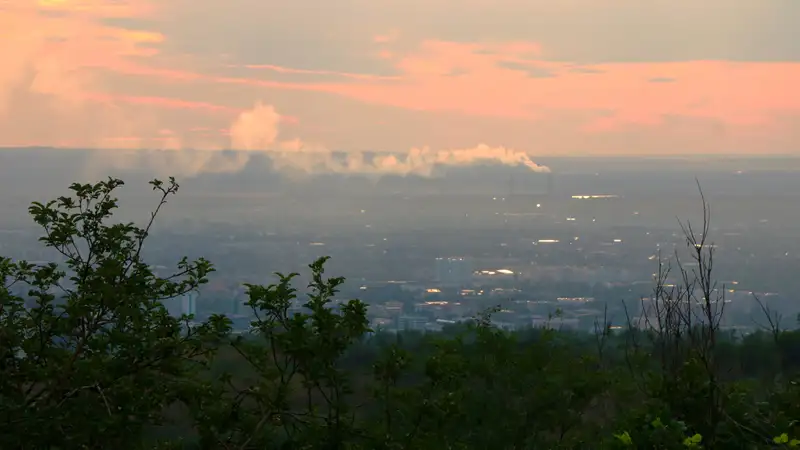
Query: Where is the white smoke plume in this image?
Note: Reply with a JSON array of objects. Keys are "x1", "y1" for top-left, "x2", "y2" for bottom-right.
[
  {"x1": 227, "y1": 102, "x2": 550, "y2": 176},
  {"x1": 229, "y1": 102, "x2": 281, "y2": 151},
  {"x1": 90, "y1": 102, "x2": 550, "y2": 177},
  {"x1": 267, "y1": 144, "x2": 550, "y2": 177}
]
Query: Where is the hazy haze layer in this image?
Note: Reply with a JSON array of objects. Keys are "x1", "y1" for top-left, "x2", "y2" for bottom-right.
[{"x1": 1, "y1": 0, "x2": 799, "y2": 168}]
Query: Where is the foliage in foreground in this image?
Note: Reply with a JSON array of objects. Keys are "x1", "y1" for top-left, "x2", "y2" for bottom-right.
[
  {"x1": 3, "y1": 178, "x2": 800, "y2": 449},
  {"x1": 0, "y1": 178, "x2": 231, "y2": 449}
]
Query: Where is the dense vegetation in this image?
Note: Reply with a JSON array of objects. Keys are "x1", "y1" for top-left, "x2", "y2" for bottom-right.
[{"x1": 3, "y1": 178, "x2": 800, "y2": 449}]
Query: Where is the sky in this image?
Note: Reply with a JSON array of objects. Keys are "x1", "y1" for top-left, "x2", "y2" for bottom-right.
[{"x1": 1, "y1": 0, "x2": 799, "y2": 174}]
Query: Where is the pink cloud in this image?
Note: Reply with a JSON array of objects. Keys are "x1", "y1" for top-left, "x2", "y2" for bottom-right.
[
  {"x1": 309, "y1": 40, "x2": 800, "y2": 132},
  {"x1": 84, "y1": 93, "x2": 237, "y2": 113},
  {"x1": 2, "y1": 1, "x2": 799, "y2": 157},
  {"x1": 229, "y1": 64, "x2": 400, "y2": 81}
]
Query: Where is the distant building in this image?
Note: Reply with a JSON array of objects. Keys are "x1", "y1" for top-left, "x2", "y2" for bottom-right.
[
  {"x1": 370, "y1": 317, "x2": 395, "y2": 332},
  {"x1": 163, "y1": 292, "x2": 198, "y2": 318},
  {"x1": 384, "y1": 301, "x2": 404, "y2": 314},
  {"x1": 234, "y1": 295, "x2": 250, "y2": 315},
  {"x1": 397, "y1": 315, "x2": 429, "y2": 332},
  {"x1": 434, "y1": 257, "x2": 473, "y2": 287},
  {"x1": 181, "y1": 293, "x2": 197, "y2": 316}
]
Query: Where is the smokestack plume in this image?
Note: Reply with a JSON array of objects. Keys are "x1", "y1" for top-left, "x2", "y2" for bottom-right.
[
  {"x1": 267, "y1": 144, "x2": 550, "y2": 177},
  {"x1": 90, "y1": 102, "x2": 551, "y2": 178}
]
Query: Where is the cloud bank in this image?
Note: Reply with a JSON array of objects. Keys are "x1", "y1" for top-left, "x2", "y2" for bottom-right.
[
  {"x1": 1, "y1": 0, "x2": 799, "y2": 160},
  {"x1": 91, "y1": 102, "x2": 549, "y2": 178}
]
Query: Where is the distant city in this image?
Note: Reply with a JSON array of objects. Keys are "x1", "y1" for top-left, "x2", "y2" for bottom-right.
[{"x1": 2, "y1": 150, "x2": 800, "y2": 335}]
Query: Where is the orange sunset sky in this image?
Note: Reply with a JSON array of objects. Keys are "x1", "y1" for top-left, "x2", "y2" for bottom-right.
[{"x1": 2, "y1": 0, "x2": 799, "y2": 158}]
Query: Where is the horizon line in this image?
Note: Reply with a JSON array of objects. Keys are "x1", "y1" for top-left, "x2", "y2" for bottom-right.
[{"x1": 0, "y1": 146, "x2": 798, "y2": 160}]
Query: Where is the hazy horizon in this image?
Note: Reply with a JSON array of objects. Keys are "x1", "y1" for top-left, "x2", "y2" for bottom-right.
[{"x1": 2, "y1": 0, "x2": 799, "y2": 167}]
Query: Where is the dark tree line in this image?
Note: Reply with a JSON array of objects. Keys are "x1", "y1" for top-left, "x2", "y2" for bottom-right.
[{"x1": 3, "y1": 178, "x2": 800, "y2": 449}]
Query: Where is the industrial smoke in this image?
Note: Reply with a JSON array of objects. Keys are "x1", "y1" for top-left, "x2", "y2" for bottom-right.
[{"x1": 90, "y1": 102, "x2": 551, "y2": 178}]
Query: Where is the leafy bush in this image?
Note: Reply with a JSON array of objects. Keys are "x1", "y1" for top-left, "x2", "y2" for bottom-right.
[{"x1": 3, "y1": 177, "x2": 800, "y2": 449}]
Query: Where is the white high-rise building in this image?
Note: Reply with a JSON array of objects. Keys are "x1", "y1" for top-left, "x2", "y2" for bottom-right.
[
  {"x1": 163, "y1": 292, "x2": 198, "y2": 317},
  {"x1": 180, "y1": 293, "x2": 197, "y2": 316}
]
